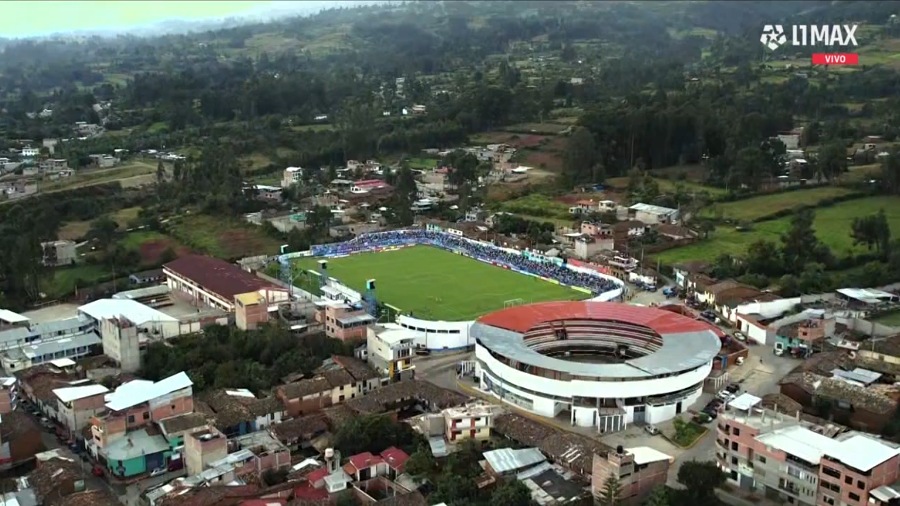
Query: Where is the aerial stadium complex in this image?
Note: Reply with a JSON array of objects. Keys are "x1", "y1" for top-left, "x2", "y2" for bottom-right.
[
  {"x1": 278, "y1": 226, "x2": 626, "y2": 350},
  {"x1": 473, "y1": 301, "x2": 724, "y2": 431}
]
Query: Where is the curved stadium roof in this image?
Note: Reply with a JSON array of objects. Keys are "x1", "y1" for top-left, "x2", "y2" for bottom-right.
[{"x1": 473, "y1": 301, "x2": 723, "y2": 378}]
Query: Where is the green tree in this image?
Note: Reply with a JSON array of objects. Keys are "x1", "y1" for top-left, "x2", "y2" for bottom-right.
[
  {"x1": 404, "y1": 444, "x2": 436, "y2": 477},
  {"x1": 881, "y1": 147, "x2": 900, "y2": 195},
  {"x1": 781, "y1": 209, "x2": 830, "y2": 272},
  {"x1": 744, "y1": 239, "x2": 783, "y2": 278},
  {"x1": 817, "y1": 141, "x2": 848, "y2": 181},
  {"x1": 563, "y1": 127, "x2": 599, "y2": 186},
  {"x1": 492, "y1": 479, "x2": 532, "y2": 506},
  {"x1": 598, "y1": 475, "x2": 623, "y2": 506},
  {"x1": 851, "y1": 210, "x2": 891, "y2": 255},
  {"x1": 87, "y1": 216, "x2": 119, "y2": 250},
  {"x1": 643, "y1": 485, "x2": 670, "y2": 506},
  {"x1": 676, "y1": 460, "x2": 726, "y2": 504},
  {"x1": 732, "y1": 146, "x2": 766, "y2": 190}
]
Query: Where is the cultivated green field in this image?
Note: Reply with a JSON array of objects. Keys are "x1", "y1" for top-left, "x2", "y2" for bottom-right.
[
  {"x1": 702, "y1": 187, "x2": 858, "y2": 222},
  {"x1": 656, "y1": 196, "x2": 900, "y2": 264},
  {"x1": 294, "y1": 246, "x2": 586, "y2": 320}
]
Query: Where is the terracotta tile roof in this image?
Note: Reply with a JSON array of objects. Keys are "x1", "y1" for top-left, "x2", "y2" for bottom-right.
[
  {"x1": 158, "y1": 485, "x2": 261, "y2": 506},
  {"x1": 348, "y1": 451, "x2": 384, "y2": 471},
  {"x1": 332, "y1": 355, "x2": 381, "y2": 381},
  {"x1": 306, "y1": 467, "x2": 330, "y2": 484},
  {"x1": 705, "y1": 279, "x2": 747, "y2": 297},
  {"x1": 345, "y1": 380, "x2": 467, "y2": 415},
  {"x1": 279, "y1": 377, "x2": 331, "y2": 400},
  {"x1": 164, "y1": 255, "x2": 278, "y2": 300},
  {"x1": 47, "y1": 489, "x2": 120, "y2": 506},
  {"x1": 29, "y1": 451, "x2": 82, "y2": 501},
  {"x1": 380, "y1": 447, "x2": 409, "y2": 472},
  {"x1": 493, "y1": 413, "x2": 611, "y2": 476},
  {"x1": 19, "y1": 369, "x2": 80, "y2": 402},
  {"x1": 158, "y1": 412, "x2": 210, "y2": 435},
  {"x1": 716, "y1": 286, "x2": 767, "y2": 308},
  {"x1": 321, "y1": 368, "x2": 355, "y2": 389},
  {"x1": 322, "y1": 404, "x2": 356, "y2": 429},
  {"x1": 270, "y1": 414, "x2": 329, "y2": 441}
]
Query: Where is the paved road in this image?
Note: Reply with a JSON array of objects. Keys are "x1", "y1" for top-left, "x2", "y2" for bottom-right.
[{"x1": 664, "y1": 342, "x2": 799, "y2": 487}]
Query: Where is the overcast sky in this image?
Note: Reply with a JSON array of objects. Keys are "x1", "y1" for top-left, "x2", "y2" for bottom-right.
[{"x1": 1, "y1": 1, "x2": 341, "y2": 38}]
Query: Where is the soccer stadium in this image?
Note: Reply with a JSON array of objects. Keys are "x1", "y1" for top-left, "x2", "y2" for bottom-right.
[
  {"x1": 473, "y1": 301, "x2": 724, "y2": 431},
  {"x1": 278, "y1": 228, "x2": 625, "y2": 349}
]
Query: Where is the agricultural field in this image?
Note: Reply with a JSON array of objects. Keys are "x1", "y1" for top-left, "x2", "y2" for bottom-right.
[
  {"x1": 605, "y1": 175, "x2": 727, "y2": 198},
  {"x1": 119, "y1": 230, "x2": 192, "y2": 266},
  {"x1": 45, "y1": 264, "x2": 109, "y2": 299},
  {"x1": 41, "y1": 161, "x2": 162, "y2": 193},
  {"x1": 655, "y1": 196, "x2": 900, "y2": 264},
  {"x1": 872, "y1": 310, "x2": 900, "y2": 327},
  {"x1": 165, "y1": 214, "x2": 282, "y2": 259},
  {"x1": 291, "y1": 246, "x2": 586, "y2": 320},
  {"x1": 499, "y1": 193, "x2": 573, "y2": 221},
  {"x1": 58, "y1": 206, "x2": 144, "y2": 241},
  {"x1": 702, "y1": 186, "x2": 858, "y2": 222}
]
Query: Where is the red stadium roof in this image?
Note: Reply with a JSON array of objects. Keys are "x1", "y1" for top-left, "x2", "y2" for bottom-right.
[{"x1": 477, "y1": 301, "x2": 724, "y2": 336}]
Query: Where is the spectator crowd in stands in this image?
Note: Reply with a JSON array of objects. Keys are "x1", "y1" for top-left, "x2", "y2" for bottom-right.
[{"x1": 309, "y1": 229, "x2": 620, "y2": 296}]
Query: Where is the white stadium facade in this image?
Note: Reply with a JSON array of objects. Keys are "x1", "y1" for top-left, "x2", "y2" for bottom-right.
[{"x1": 473, "y1": 301, "x2": 723, "y2": 432}]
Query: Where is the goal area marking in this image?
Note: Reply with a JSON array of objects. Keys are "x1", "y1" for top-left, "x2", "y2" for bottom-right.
[{"x1": 504, "y1": 298, "x2": 525, "y2": 308}]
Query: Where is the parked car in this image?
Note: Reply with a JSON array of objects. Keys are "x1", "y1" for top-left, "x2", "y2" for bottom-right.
[
  {"x1": 702, "y1": 407, "x2": 719, "y2": 420},
  {"x1": 700, "y1": 310, "x2": 717, "y2": 321},
  {"x1": 705, "y1": 399, "x2": 723, "y2": 411},
  {"x1": 39, "y1": 417, "x2": 54, "y2": 429},
  {"x1": 734, "y1": 331, "x2": 746, "y2": 341},
  {"x1": 717, "y1": 390, "x2": 736, "y2": 402},
  {"x1": 693, "y1": 412, "x2": 712, "y2": 424},
  {"x1": 91, "y1": 465, "x2": 104, "y2": 477},
  {"x1": 644, "y1": 424, "x2": 660, "y2": 435},
  {"x1": 150, "y1": 467, "x2": 167, "y2": 477},
  {"x1": 167, "y1": 458, "x2": 184, "y2": 472},
  {"x1": 725, "y1": 383, "x2": 741, "y2": 394}
]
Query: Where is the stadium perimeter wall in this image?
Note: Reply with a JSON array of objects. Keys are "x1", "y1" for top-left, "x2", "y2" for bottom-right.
[{"x1": 276, "y1": 232, "x2": 624, "y2": 351}]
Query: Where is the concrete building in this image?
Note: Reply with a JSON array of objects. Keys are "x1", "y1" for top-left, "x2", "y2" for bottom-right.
[
  {"x1": 0, "y1": 377, "x2": 17, "y2": 414},
  {"x1": 79, "y1": 298, "x2": 180, "y2": 373},
  {"x1": 89, "y1": 372, "x2": 193, "y2": 455},
  {"x1": 281, "y1": 166, "x2": 303, "y2": 188},
  {"x1": 716, "y1": 392, "x2": 900, "y2": 506},
  {"x1": 41, "y1": 240, "x2": 77, "y2": 266},
  {"x1": 629, "y1": 203, "x2": 679, "y2": 225},
  {"x1": 592, "y1": 445, "x2": 672, "y2": 504},
  {"x1": 53, "y1": 383, "x2": 109, "y2": 438},
  {"x1": 574, "y1": 235, "x2": 615, "y2": 260},
  {"x1": 235, "y1": 292, "x2": 270, "y2": 330},
  {"x1": 0, "y1": 316, "x2": 100, "y2": 372},
  {"x1": 317, "y1": 301, "x2": 376, "y2": 342},
  {"x1": 164, "y1": 255, "x2": 287, "y2": 313},
  {"x1": 366, "y1": 325, "x2": 415, "y2": 381},
  {"x1": 442, "y1": 404, "x2": 499, "y2": 443},
  {"x1": 184, "y1": 427, "x2": 228, "y2": 477}
]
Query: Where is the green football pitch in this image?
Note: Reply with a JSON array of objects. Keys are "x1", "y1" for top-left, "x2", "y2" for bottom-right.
[{"x1": 293, "y1": 245, "x2": 587, "y2": 321}]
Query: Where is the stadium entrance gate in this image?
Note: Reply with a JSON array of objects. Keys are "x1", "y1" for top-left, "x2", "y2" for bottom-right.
[
  {"x1": 597, "y1": 408, "x2": 626, "y2": 434},
  {"x1": 632, "y1": 405, "x2": 646, "y2": 424}
]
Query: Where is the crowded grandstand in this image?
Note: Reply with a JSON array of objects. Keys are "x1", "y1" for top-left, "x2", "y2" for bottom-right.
[{"x1": 309, "y1": 229, "x2": 621, "y2": 297}]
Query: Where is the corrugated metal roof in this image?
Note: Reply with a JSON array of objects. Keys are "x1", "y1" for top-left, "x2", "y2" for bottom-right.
[
  {"x1": 105, "y1": 371, "x2": 192, "y2": 412},
  {"x1": 483, "y1": 447, "x2": 546, "y2": 474},
  {"x1": 21, "y1": 332, "x2": 101, "y2": 359},
  {"x1": 79, "y1": 298, "x2": 177, "y2": 324},
  {"x1": 53, "y1": 384, "x2": 109, "y2": 403},
  {"x1": 0, "y1": 309, "x2": 28, "y2": 324}
]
